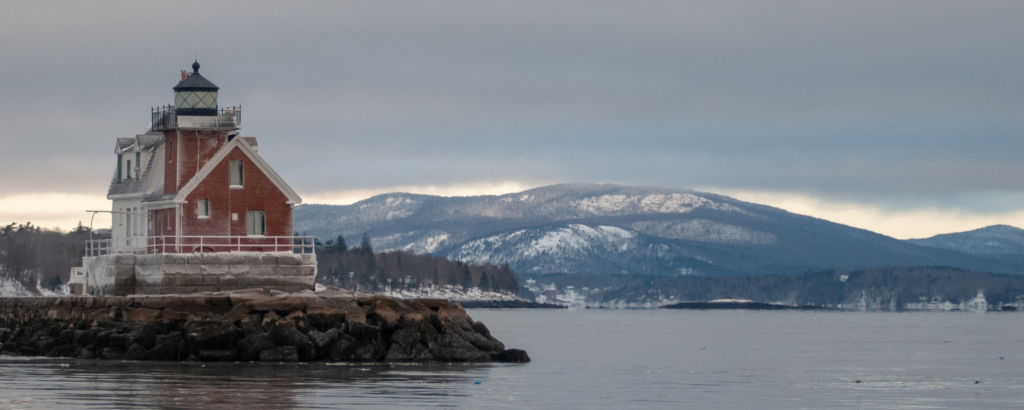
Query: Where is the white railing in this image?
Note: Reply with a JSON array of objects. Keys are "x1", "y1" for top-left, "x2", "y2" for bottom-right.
[{"x1": 86, "y1": 235, "x2": 315, "y2": 257}]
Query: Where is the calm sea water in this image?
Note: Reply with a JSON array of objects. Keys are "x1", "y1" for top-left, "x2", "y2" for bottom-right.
[{"x1": 0, "y1": 310, "x2": 1021, "y2": 409}]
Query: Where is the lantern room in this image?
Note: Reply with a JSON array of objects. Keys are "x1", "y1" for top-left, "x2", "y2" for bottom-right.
[{"x1": 173, "y1": 60, "x2": 219, "y2": 116}]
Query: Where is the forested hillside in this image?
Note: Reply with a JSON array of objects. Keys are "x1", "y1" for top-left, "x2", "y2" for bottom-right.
[
  {"x1": 0, "y1": 222, "x2": 102, "y2": 295},
  {"x1": 530, "y1": 266, "x2": 1024, "y2": 309},
  {"x1": 314, "y1": 234, "x2": 519, "y2": 295}
]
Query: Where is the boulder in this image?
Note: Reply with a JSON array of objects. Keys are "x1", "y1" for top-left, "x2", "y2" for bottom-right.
[
  {"x1": 225, "y1": 304, "x2": 253, "y2": 324},
  {"x1": 368, "y1": 305, "x2": 399, "y2": 327},
  {"x1": 339, "y1": 322, "x2": 387, "y2": 362},
  {"x1": 73, "y1": 329, "x2": 98, "y2": 347},
  {"x1": 99, "y1": 347, "x2": 123, "y2": 360},
  {"x1": 408, "y1": 299, "x2": 448, "y2": 310},
  {"x1": 323, "y1": 332, "x2": 359, "y2": 362},
  {"x1": 259, "y1": 346, "x2": 298, "y2": 362},
  {"x1": 305, "y1": 307, "x2": 345, "y2": 332},
  {"x1": 240, "y1": 313, "x2": 264, "y2": 335},
  {"x1": 123, "y1": 343, "x2": 148, "y2": 360},
  {"x1": 45, "y1": 344, "x2": 81, "y2": 358},
  {"x1": 127, "y1": 327, "x2": 159, "y2": 350},
  {"x1": 283, "y1": 311, "x2": 310, "y2": 333},
  {"x1": 154, "y1": 331, "x2": 183, "y2": 346},
  {"x1": 185, "y1": 320, "x2": 240, "y2": 351},
  {"x1": 430, "y1": 333, "x2": 490, "y2": 362},
  {"x1": 149, "y1": 338, "x2": 187, "y2": 361},
  {"x1": 344, "y1": 301, "x2": 366, "y2": 325},
  {"x1": 261, "y1": 311, "x2": 281, "y2": 329},
  {"x1": 230, "y1": 293, "x2": 275, "y2": 307},
  {"x1": 384, "y1": 316, "x2": 439, "y2": 361},
  {"x1": 237, "y1": 333, "x2": 276, "y2": 361},
  {"x1": 305, "y1": 330, "x2": 335, "y2": 359},
  {"x1": 249, "y1": 296, "x2": 309, "y2": 312},
  {"x1": 491, "y1": 349, "x2": 531, "y2": 363},
  {"x1": 198, "y1": 349, "x2": 237, "y2": 362},
  {"x1": 269, "y1": 321, "x2": 314, "y2": 360}
]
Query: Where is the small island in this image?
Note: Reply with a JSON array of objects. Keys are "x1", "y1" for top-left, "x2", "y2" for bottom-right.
[{"x1": 661, "y1": 299, "x2": 823, "y2": 310}]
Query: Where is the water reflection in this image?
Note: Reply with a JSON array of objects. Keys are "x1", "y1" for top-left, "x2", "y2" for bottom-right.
[{"x1": 0, "y1": 358, "x2": 495, "y2": 409}]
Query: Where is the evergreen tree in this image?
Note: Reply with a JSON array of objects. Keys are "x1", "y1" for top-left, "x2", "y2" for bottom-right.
[
  {"x1": 359, "y1": 233, "x2": 373, "y2": 253},
  {"x1": 478, "y1": 271, "x2": 491, "y2": 291},
  {"x1": 334, "y1": 235, "x2": 348, "y2": 252},
  {"x1": 460, "y1": 265, "x2": 473, "y2": 290}
]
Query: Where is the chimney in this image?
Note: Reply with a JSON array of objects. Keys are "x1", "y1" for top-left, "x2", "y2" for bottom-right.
[{"x1": 181, "y1": 70, "x2": 188, "y2": 81}]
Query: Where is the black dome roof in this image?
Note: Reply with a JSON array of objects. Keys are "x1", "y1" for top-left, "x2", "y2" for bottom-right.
[{"x1": 174, "y1": 61, "x2": 219, "y2": 91}]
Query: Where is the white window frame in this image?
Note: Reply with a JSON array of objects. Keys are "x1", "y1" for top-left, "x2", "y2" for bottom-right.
[
  {"x1": 246, "y1": 210, "x2": 265, "y2": 237},
  {"x1": 229, "y1": 160, "x2": 244, "y2": 189},
  {"x1": 197, "y1": 199, "x2": 210, "y2": 220}
]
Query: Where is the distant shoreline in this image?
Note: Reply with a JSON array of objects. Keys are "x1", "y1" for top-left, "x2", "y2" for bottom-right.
[
  {"x1": 458, "y1": 300, "x2": 567, "y2": 309},
  {"x1": 661, "y1": 301, "x2": 824, "y2": 310}
]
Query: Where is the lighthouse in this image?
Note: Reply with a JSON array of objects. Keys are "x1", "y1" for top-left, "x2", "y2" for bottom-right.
[{"x1": 82, "y1": 61, "x2": 316, "y2": 296}]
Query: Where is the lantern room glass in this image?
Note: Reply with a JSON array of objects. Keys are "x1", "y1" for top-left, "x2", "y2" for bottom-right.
[{"x1": 175, "y1": 91, "x2": 218, "y2": 110}]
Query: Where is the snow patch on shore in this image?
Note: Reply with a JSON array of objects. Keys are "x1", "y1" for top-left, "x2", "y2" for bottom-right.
[
  {"x1": 377, "y1": 287, "x2": 520, "y2": 302},
  {"x1": 0, "y1": 277, "x2": 34, "y2": 297}
]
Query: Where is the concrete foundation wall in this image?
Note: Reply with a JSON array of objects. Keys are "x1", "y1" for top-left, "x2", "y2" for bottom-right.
[{"x1": 83, "y1": 252, "x2": 316, "y2": 296}]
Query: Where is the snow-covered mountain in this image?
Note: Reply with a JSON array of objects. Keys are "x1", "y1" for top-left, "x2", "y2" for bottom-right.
[
  {"x1": 295, "y1": 183, "x2": 1024, "y2": 277},
  {"x1": 907, "y1": 225, "x2": 1024, "y2": 265}
]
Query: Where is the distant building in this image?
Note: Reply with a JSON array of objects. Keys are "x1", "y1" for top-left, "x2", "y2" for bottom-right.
[{"x1": 80, "y1": 61, "x2": 316, "y2": 296}]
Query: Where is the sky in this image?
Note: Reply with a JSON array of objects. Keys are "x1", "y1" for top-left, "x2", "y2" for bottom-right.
[{"x1": 1, "y1": 1, "x2": 1023, "y2": 239}]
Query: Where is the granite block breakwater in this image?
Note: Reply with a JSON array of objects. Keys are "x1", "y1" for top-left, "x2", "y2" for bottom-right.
[{"x1": 0, "y1": 290, "x2": 529, "y2": 363}]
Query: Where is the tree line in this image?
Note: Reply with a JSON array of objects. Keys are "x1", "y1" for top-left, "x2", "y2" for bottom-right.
[
  {"x1": 314, "y1": 234, "x2": 519, "y2": 295},
  {"x1": 0, "y1": 222, "x2": 102, "y2": 292}
]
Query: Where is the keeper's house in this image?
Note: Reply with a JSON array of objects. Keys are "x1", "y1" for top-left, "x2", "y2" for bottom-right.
[{"x1": 80, "y1": 61, "x2": 316, "y2": 296}]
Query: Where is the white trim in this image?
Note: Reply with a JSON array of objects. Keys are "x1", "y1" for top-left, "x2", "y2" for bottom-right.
[
  {"x1": 108, "y1": 193, "x2": 147, "y2": 200},
  {"x1": 172, "y1": 137, "x2": 302, "y2": 205},
  {"x1": 144, "y1": 201, "x2": 175, "y2": 210}
]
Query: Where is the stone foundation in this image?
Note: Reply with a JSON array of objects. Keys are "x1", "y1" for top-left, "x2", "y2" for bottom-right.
[
  {"x1": 83, "y1": 252, "x2": 316, "y2": 296},
  {"x1": 0, "y1": 290, "x2": 529, "y2": 363}
]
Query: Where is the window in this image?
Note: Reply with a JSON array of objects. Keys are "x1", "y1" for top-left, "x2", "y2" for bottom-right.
[
  {"x1": 197, "y1": 199, "x2": 210, "y2": 219},
  {"x1": 229, "y1": 160, "x2": 243, "y2": 187},
  {"x1": 135, "y1": 152, "x2": 141, "y2": 179},
  {"x1": 133, "y1": 207, "x2": 139, "y2": 236},
  {"x1": 126, "y1": 209, "x2": 132, "y2": 238},
  {"x1": 166, "y1": 209, "x2": 172, "y2": 229},
  {"x1": 116, "y1": 154, "x2": 122, "y2": 183},
  {"x1": 127, "y1": 160, "x2": 132, "y2": 179},
  {"x1": 246, "y1": 211, "x2": 265, "y2": 236}
]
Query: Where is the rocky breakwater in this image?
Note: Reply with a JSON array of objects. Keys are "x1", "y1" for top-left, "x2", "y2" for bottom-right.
[{"x1": 0, "y1": 290, "x2": 529, "y2": 363}]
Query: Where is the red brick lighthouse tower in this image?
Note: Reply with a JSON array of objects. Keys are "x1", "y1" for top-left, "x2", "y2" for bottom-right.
[
  {"x1": 83, "y1": 61, "x2": 315, "y2": 296},
  {"x1": 143, "y1": 60, "x2": 302, "y2": 251}
]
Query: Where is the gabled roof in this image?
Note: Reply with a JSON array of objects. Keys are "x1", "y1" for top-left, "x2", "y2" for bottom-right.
[
  {"x1": 241, "y1": 137, "x2": 258, "y2": 152},
  {"x1": 108, "y1": 133, "x2": 165, "y2": 198},
  {"x1": 173, "y1": 137, "x2": 302, "y2": 205},
  {"x1": 115, "y1": 138, "x2": 135, "y2": 153}
]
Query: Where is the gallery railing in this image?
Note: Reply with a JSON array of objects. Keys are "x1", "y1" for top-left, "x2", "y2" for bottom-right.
[
  {"x1": 151, "y1": 105, "x2": 242, "y2": 131},
  {"x1": 85, "y1": 235, "x2": 315, "y2": 257}
]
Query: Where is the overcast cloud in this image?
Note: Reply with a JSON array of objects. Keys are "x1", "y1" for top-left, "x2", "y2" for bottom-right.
[{"x1": 1, "y1": 1, "x2": 1023, "y2": 238}]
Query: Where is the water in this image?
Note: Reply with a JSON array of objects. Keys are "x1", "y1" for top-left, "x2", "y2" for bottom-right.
[{"x1": 1, "y1": 310, "x2": 1021, "y2": 409}]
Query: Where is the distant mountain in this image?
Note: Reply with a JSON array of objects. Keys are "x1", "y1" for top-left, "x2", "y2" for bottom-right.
[
  {"x1": 907, "y1": 225, "x2": 1024, "y2": 265},
  {"x1": 295, "y1": 183, "x2": 1024, "y2": 277}
]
